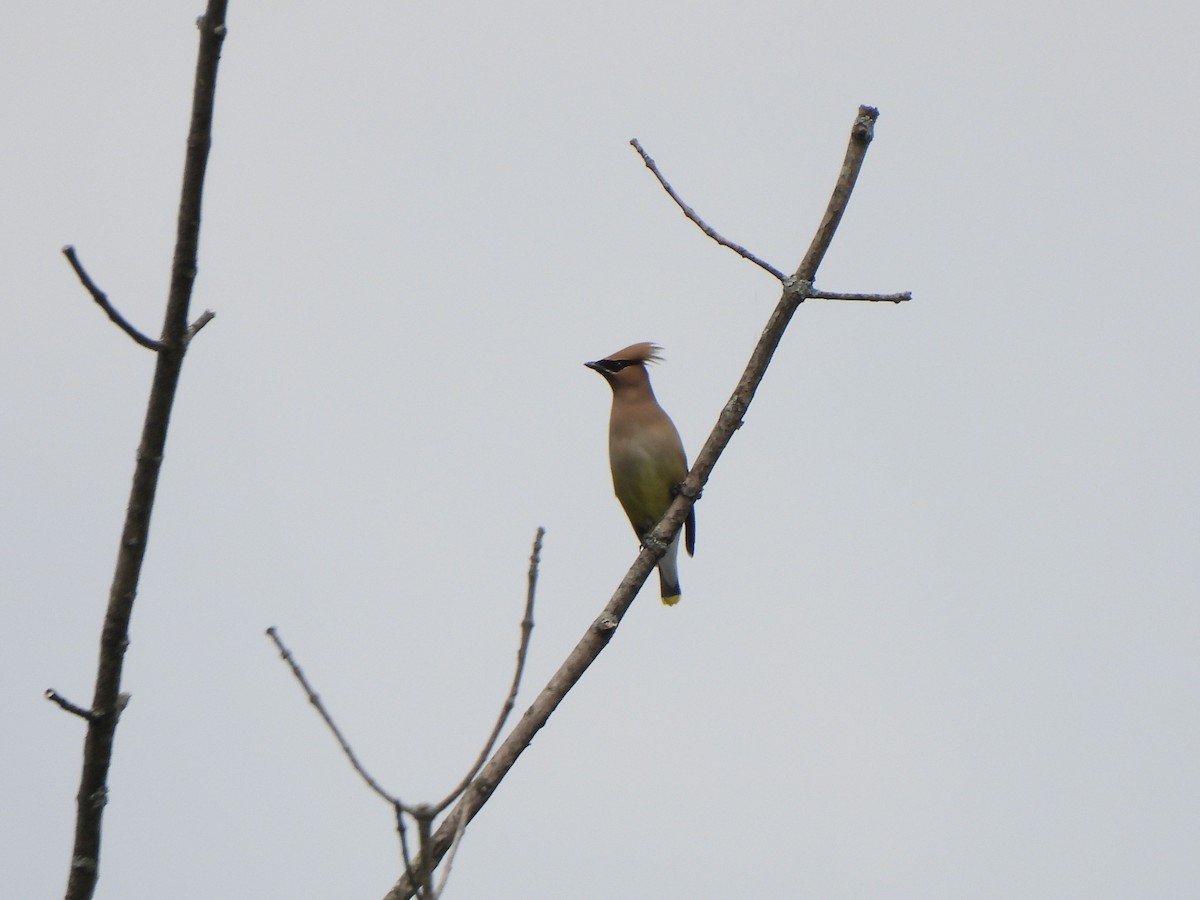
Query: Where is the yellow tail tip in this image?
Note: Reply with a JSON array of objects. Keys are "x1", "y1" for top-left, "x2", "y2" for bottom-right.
[{"x1": 661, "y1": 594, "x2": 681, "y2": 607}]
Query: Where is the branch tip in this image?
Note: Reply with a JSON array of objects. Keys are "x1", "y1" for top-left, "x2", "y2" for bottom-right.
[{"x1": 854, "y1": 105, "x2": 879, "y2": 139}]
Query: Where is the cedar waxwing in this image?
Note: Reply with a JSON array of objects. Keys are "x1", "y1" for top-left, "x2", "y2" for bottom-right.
[{"x1": 586, "y1": 342, "x2": 696, "y2": 606}]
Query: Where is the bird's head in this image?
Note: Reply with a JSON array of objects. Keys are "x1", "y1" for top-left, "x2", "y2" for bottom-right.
[{"x1": 585, "y1": 342, "x2": 663, "y2": 393}]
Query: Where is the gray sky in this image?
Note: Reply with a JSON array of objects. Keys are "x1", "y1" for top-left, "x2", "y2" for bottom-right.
[{"x1": 4, "y1": 1, "x2": 1198, "y2": 898}]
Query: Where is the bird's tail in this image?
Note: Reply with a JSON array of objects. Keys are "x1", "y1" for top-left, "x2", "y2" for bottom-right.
[{"x1": 657, "y1": 532, "x2": 682, "y2": 606}]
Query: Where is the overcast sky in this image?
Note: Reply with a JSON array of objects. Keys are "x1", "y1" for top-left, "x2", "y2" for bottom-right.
[{"x1": 4, "y1": 2, "x2": 1198, "y2": 898}]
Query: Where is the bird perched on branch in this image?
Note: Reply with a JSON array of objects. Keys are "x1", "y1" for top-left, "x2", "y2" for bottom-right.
[{"x1": 586, "y1": 342, "x2": 696, "y2": 606}]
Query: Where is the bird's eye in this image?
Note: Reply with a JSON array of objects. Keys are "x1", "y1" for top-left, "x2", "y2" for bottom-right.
[{"x1": 603, "y1": 360, "x2": 630, "y2": 372}]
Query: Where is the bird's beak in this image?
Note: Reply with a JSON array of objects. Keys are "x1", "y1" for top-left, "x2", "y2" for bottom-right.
[{"x1": 585, "y1": 360, "x2": 614, "y2": 384}]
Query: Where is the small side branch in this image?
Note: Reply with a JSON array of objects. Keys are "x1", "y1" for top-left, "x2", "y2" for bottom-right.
[
  {"x1": 433, "y1": 807, "x2": 469, "y2": 899},
  {"x1": 266, "y1": 627, "x2": 401, "y2": 808},
  {"x1": 431, "y1": 527, "x2": 543, "y2": 815},
  {"x1": 185, "y1": 310, "x2": 216, "y2": 343},
  {"x1": 45, "y1": 689, "x2": 96, "y2": 721},
  {"x1": 394, "y1": 803, "x2": 419, "y2": 897},
  {"x1": 62, "y1": 246, "x2": 163, "y2": 351},
  {"x1": 630, "y1": 139, "x2": 787, "y2": 282},
  {"x1": 267, "y1": 628, "x2": 426, "y2": 892},
  {"x1": 810, "y1": 289, "x2": 911, "y2": 303}
]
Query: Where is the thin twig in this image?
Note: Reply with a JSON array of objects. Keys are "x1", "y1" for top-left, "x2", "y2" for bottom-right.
[
  {"x1": 432, "y1": 807, "x2": 469, "y2": 899},
  {"x1": 395, "y1": 803, "x2": 419, "y2": 899},
  {"x1": 266, "y1": 627, "x2": 402, "y2": 808},
  {"x1": 45, "y1": 689, "x2": 96, "y2": 721},
  {"x1": 432, "y1": 527, "x2": 543, "y2": 815},
  {"x1": 384, "y1": 104, "x2": 905, "y2": 900},
  {"x1": 415, "y1": 808, "x2": 435, "y2": 899},
  {"x1": 809, "y1": 289, "x2": 911, "y2": 303},
  {"x1": 61, "y1": 246, "x2": 163, "y2": 351},
  {"x1": 629, "y1": 138, "x2": 787, "y2": 282}
]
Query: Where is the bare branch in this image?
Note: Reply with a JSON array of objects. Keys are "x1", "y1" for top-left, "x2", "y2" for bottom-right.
[
  {"x1": 810, "y1": 289, "x2": 911, "y2": 303},
  {"x1": 629, "y1": 138, "x2": 787, "y2": 282},
  {"x1": 266, "y1": 627, "x2": 402, "y2": 808},
  {"x1": 63, "y1": 7, "x2": 230, "y2": 898},
  {"x1": 795, "y1": 105, "x2": 878, "y2": 281},
  {"x1": 384, "y1": 104, "x2": 906, "y2": 900},
  {"x1": 61, "y1": 246, "x2": 163, "y2": 351},
  {"x1": 272, "y1": 531, "x2": 543, "y2": 896},
  {"x1": 432, "y1": 527, "x2": 543, "y2": 815},
  {"x1": 45, "y1": 689, "x2": 96, "y2": 721}
]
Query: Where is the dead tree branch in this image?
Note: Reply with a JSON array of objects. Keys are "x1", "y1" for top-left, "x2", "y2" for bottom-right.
[
  {"x1": 383, "y1": 103, "x2": 909, "y2": 900},
  {"x1": 55, "y1": 6, "x2": 229, "y2": 900},
  {"x1": 274, "y1": 528, "x2": 545, "y2": 899}
]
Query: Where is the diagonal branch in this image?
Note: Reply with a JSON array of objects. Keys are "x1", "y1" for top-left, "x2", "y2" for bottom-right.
[
  {"x1": 383, "y1": 103, "x2": 905, "y2": 900},
  {"x1": 273, "y1": 528, "x2": 545, "y2": 899},
  {"x1": 61, "y1": 246, "x2": 163, "y2": 351},
  {"x1": 267, "y1": 627, "x2": 401, "y2": 806},
  {"x1": 264, "y1": 629, "x2": 422, "y2": 892},
  {"x1": 62, "y1": 6, "x2": 229, "y2": 900},
  {"x1": 432, "y1": 527, "x2": 542, "y2": 815},
  {"x1": 794, "y1": 106, "x2": 878, "y2": 282},
  {"x1": 630, "y1": 138, "x2": 787, "y2": 282}
]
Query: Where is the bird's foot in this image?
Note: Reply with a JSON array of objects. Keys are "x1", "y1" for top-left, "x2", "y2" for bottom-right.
[
  {"x1": 672, "y1": 481, "x2": 702, "y2": 501},
  {"x1": 641, "y1": 535, "x2": 668, "y2": 555}
]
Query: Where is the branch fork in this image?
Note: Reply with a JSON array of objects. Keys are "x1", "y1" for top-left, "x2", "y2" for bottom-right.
[
  {"x1": 632, "y1": 107, "x2": 908, "y2": 305},
  {"x1": 273, "y1": 527, "x2": 545, "y2": 899},
  {"x1": 63, "y1": 246, "x2": 217, "y2": 349}
]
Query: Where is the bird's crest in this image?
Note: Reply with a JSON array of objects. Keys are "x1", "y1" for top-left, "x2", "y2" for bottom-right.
[{"x1": 606, "y1": 342, "x2": 663, "y2": 365}]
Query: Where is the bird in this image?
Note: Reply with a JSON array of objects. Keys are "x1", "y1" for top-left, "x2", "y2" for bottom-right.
[{"x1": 586, "y1": 342, "x2": 695, "y2": 606}]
